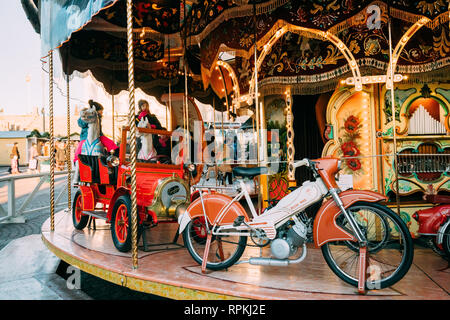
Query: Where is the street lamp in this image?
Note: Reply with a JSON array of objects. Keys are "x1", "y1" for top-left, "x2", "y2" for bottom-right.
[{"x1": 41, "y1": 107, "x2": 45, "y2": 133}]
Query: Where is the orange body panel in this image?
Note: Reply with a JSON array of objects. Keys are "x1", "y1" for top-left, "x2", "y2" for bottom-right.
[
  {"x1": 313, "y1": 190, "x2": 387, "y2": 247},
  {"x1": 314, "y1": 158, "x2": 339, "y2": 190},
  {"x1": 79, "y1": 185, "x2": 95, "y2": 211},
  {"x1": 78, "y1": 160, "x2": 92, "y2": 183},
  {"x1": 187, "y1": 193, "x2": 249, "y2": 225},
  {"x1": 98, "y1": 158, "x2": 110, "y2": 184}
]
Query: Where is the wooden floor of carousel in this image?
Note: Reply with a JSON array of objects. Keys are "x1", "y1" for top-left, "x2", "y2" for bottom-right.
[{"x1": 41, "y1": 210, "x2": 450, "y2": 300}]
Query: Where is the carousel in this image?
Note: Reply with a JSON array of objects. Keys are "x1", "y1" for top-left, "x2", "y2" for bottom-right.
[{"x1": 22, "y1": 0, "x2": 450, "y2": 299}]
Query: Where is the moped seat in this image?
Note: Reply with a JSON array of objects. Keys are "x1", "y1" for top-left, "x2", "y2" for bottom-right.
[{"x1": 232, "y1": 166, "x2": 268, "y2": 178}]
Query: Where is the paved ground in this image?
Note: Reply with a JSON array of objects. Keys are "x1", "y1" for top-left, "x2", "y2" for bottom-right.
[
  {"x1": 0, "y1": 166, "x2": 164, "y2": 300},
  {"x1": 0, "y1": 166, "x2": 68, "y2": 250}
]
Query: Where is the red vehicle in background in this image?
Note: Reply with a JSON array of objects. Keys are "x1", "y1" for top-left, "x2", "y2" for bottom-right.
[{"x1": 413, "y1": 194, "x2": 450, "y2": 258}]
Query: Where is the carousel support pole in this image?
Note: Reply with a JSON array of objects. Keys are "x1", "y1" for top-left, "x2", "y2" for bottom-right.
[
  {"x1": 49, "y1": 51, "x2": 55, "y2": 231},
  {"x1": 183, "y1": 0, "x2": 190, "y2": 163},
  {"x1": 260, "y1": 100, "x2": 269, "y2": 209},
  {"x1": 253, "y1": 1, "x2": 262, "y2": 211},
  {"x1": 112, "y1": 93, "x2": 115, "y2": 142},
  {"x1": 285, "y1": 87, "x2": 296, "y2": 188},
  {"x1": 66, "y1": 73, "x2": 71, "y2": 212},
  {"x1": 388, "y1": 18, "x2": 401, "y2": 216},
  {"x1": 167, "y1": 38, "x2": 170, "y2": 132},
  {"x1": 126, "y1": 0, "x2": 139, "y2": 269}
]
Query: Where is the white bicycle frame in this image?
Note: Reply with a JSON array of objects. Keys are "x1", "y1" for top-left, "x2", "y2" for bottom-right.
[
  {"x1": 192, "y1": 181, "x2": 257, "y2": 237},
  {"x1": 180, "y1": 159, "x2": 366, "y2": 244}
]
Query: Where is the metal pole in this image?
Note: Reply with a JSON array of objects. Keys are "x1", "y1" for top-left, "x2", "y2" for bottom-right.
[
  {"x1": 253, "y1": 2, "x2": 261, "y2": 211},
  {"x1": 112, "y1": 93, "x2": 115, "y2": 142},
  {"x1": 218, "y1": 66, "x2": 230, "y2": 119},
  {"x1": 126, "y1": 0, "x2": 139, "y2": 269},
  {"x1": 183, "y1": 0, "x2": 190, "y2": 163},
  {"x1": 49, "y1": 51, "x2": 55, "y2": 231},
  {"x1": 66, "y1": 73, "x2": 71, "y2": 212},
  {"x1": 388, "y1": 18, "x2": 401, "y2": 216}
]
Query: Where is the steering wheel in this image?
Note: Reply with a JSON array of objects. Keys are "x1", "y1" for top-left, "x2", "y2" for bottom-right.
[{"x1": 147, "y1": 155, "x2": 171, "y2": 164}]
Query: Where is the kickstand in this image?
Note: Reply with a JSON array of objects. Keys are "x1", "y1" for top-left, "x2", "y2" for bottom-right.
[
  {"x1": 358, "y1": 246, "x2": 368, "y2": 294},
  {"x1": 201, "y1": 233, "x2": 213, "y2": 274},
  {"x1": 88, "y1": 217, "x2": 96, "y2": 230}
]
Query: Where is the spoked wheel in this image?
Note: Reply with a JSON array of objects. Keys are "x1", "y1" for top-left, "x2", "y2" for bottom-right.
[
  {"x1": 183, "y1": 218, "x2": 247, "y2": 270},
  {"x1": 442, "y1": 223, "x2": 450, "y2": 259},
  {"x1": 72, "y1": 190, "x2": 89, "y2": 230},
  {"x1": 336, "y1": 206, "x2": 390, "y2": 254},
  {"x1": 321, "y1": 202, "x2": 413, "y2": 290},
  {"x1": 111, "y1": 195, "x2": 142, "y2": 252}
]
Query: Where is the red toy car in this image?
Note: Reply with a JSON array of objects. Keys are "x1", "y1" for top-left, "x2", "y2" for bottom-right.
[{"x1": 72, "y1": 125, "x2": 199, "y2": 252}]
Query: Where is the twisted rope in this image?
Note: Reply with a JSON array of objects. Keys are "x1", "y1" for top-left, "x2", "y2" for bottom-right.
[
  {"x1": 66, "y1": 74, "x2": 71, "y2": 212},
  {"x1": 127, "y1": 0, "x2": 139, "y2": 269},
  {"x1": 49, "y1": 51, "x2": 55, "y2": 231}
]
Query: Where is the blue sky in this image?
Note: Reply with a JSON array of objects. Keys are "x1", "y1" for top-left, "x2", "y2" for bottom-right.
[
  {"x1": 0, "y1": 2, "x2": 114, "y2": 117},
  {"x1": 0, "y1": 2, "x2": 218, "y2": 123},
  {"x1": 0, "y1": 2, "x2": 43, "y2": 115}
]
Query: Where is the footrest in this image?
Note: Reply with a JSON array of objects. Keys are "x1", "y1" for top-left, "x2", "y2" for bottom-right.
[
  {"x1": 82, "y1": 211, "x2": 108, "y2": 220},
  {"x1": 233, "y1": 215, "x2": 245, "y2": 227}
]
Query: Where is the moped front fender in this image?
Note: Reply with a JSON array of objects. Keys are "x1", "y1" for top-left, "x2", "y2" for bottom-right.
[
  {"x1": 313, "y1": 190, "x2": 387, "y2": 247},
  {"x1": 178, "y1": 193, "x2": 249, "y2": 234},
  {"x1": 437, "y1": 219, "x2": 450, "y2": 245}
]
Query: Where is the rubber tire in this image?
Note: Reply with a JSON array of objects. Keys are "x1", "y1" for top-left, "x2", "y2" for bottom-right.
[
  {"x1": 110, "y1": 195, "x2": 142, "y2": 253},
  {"x1": 442, "y1": 222, "x2": 450, "y2": 259},
  {"x1": 183, "y1": 220, "x2": 247, "y2": 271},
  {"x1": 72, "y1": 190, "x2": 89, "y2": 230},
  {"x1": 321, "y1": 201, "x2": 414, "y2": 290}
]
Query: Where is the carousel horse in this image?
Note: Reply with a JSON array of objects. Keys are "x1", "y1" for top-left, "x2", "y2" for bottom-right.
[
  {"x1": 137, "y1": 117, "x2": 157, "y2": 161},
  {"x1": 73, "y1": 105, "x2": 104, "y2": 185}
]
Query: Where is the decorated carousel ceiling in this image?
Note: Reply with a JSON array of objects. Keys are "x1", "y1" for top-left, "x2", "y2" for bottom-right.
[{"x1": 25, "y1": 0, "x2": 450, "y2": 108}]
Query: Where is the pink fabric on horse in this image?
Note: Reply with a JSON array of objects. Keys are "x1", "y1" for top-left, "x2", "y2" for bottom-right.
[{"x1": 74, "y1": 136, "x2": 118, "y2": 162}]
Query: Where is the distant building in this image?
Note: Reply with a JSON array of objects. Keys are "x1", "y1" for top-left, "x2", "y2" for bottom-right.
[{"x1": 0, "y1": 131, "x2": 32, "y2": 166}]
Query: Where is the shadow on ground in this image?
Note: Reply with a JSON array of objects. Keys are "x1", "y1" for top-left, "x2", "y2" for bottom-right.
[{"x1": 55, "y1": 260, "x2": 170, "y2": 300}]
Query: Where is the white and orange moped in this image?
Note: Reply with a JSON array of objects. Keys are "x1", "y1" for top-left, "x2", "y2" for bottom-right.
[{"x1": 178, "y1": 157, "x2": 413, "y2": 291}]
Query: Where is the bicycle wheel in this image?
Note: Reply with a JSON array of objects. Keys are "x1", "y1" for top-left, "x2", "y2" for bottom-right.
[
  {"x1": 183, "y1": 217, "x2": 247, "y2": 270},
  {"x1": 321, "y1": 202, "x2": 413, "y2": 290},
  {"x1": 442, "y1": 222, "x2": 450, "y2": 259},
  {"x1": 336, "y1": 206, "x2": 390, "y2": 254}
]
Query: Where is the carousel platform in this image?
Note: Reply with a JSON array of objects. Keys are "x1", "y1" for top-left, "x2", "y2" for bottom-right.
[{"x1": 41, "y1": 210, "x2": 450, "y2": 300}]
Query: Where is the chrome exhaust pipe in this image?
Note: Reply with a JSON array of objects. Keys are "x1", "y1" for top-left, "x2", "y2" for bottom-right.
[{"x1": 240, "y1": 244, "x2": 307, "y2": 266}]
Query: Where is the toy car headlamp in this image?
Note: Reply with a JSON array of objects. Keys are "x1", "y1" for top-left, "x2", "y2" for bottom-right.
[{"x1": 107, "y1": 155, "x2": 120, "y2": 167}]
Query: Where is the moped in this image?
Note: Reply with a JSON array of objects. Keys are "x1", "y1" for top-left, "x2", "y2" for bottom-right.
[
  {"x1": 413, "y1": 193, "x2": 450, "y2": 259},
  {"x1": 179, "y1": 157, "x2": 414, "y2": 291}
]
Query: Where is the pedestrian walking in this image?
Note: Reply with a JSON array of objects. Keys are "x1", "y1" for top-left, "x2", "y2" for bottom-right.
[
  {"x1": 10, "y1": 142, "x2": 20, "y2": 174},
  {"x1": 28, "y1": 143, "x2": 39, "y2": 173},
  {"x1": 55, "y1": 140, "x2": 66, "y2": 171}
]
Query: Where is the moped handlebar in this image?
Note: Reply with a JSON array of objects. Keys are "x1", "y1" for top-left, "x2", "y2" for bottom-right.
[{"x1": 293, "y1": 158, "x2": 310, "y2": 169}]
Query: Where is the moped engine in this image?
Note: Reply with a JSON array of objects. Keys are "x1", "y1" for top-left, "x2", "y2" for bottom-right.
[{"x1": 271, "y1": 216, "x2": 307, "y2": 260}]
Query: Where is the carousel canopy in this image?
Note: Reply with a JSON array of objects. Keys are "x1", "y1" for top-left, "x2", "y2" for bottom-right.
[{"x1": 23, "y1": 1, "x2": 450, "y2": 108}]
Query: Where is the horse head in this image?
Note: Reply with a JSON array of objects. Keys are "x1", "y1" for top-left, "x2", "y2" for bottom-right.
[{"x1": 80, "y1": 105, "x2": 98, "y2": 124}]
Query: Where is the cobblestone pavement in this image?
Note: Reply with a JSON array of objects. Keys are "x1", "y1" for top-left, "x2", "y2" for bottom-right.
[
  {"x1": 0, "y1": 166, "x2": 166, "y2": 299},
  {"x1": 0, "y1": 166, "x2": 69, "y2": 250}
]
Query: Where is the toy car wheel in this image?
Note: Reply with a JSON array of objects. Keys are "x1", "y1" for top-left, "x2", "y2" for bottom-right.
[
  {"x1": 442, "y1": 223, "x2": 450, "y2": 259},
  {"x1": 111, "y1": 195, "x2": 142, "y2": 252},
  {"x1": 72, "y1": 190, "x2": 89, "y2": 230}
]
